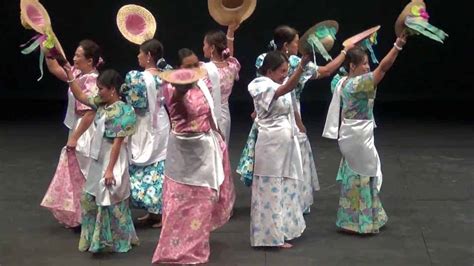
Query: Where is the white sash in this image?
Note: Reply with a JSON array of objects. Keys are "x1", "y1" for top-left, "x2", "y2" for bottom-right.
[
  {"x1": 197, "y1": 79, "x2": 219, "y2": 129},
  {"x1": 64, "y1": 90, "x2": 77, "y2": 129},
  {"x1": 90, "y1": 114, "x2": 106, "y2": 160},
  {"x1": 142, "y1": 71, "x2": 159, "y2": 129},
  {"x1": 322, "y1": 77, "x2": 347, "y2": 139},
  {"x1": 203, "y1": 62, "x2": 222, "y2": 128}
]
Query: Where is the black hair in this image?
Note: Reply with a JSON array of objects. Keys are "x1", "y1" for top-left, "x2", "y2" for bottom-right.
[
  {"x1": 177, "y1": 48, "x2": 196, "y2": 66},
  {"x1": 204, "y1": 30, "x2": 230, "y2": 59},
  {"x1": 97, "y1": 69, "x2": 123, "y2": 95},
  {"x1": 78, "y1": 39, "x2": 102, "y2": 67},
  {"x1": 140, "y1": 39, "x2": 164, "y2": 63},
  {"x1": 270, "y1": 25, "x2": 298, "y2": 51},
  {"x1": 257, "y1": 51, "x2": 289, "y2": 76},
  {"x1": 343, "y1": 46, "x2": 368, "y2": 71}
]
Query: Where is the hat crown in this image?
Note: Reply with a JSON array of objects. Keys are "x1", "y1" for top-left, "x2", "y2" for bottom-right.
[{"x1": 221, "y1": 0, "x2": 244, "y2": 9}]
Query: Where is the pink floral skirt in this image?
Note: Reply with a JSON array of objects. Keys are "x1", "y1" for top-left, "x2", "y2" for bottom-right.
[
  {"x1": 41, "y1": 147, "x2": 85, "y2": 228},
  {"x1": 152, "y1": 137, "x2": 235, "y2": 264}
]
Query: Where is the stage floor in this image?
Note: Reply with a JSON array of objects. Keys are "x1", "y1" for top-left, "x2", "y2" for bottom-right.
[{"x1": 1, "y1": 104, "x2": 473, "y2": 266}]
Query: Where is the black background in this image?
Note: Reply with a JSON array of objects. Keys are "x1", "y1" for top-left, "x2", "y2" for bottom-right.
[{"x1": 0, "y1": 0, "x2": 472, "y2": 120}]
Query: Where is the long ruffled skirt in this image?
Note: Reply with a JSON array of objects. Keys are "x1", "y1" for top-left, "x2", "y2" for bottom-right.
[
  {"x1": 336, "y1": 159, "x2": 388, "y2": 234},
  {"x1": 129, "y1": 160, "x2": 165, "y2": 214},
  {"x1": 41, "y1": 147, "x2": 85, "y2": 228},
  {"x1": 250, "y1": 176, "x2": 306, "y2": 246},
  {"x1": 153, "y1": 136, "x2": 234, "y2": 264},
  {"x1": 79, "y1": 193, "x2": 139, "y2": 253}
]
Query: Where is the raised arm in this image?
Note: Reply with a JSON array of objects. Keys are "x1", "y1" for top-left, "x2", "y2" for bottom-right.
[
  {"x1": 63, "y1": 63, "x2": 90, "y2": 105},
  {"x1": 315, "y1": 42, "x2": 354, "y2": 79},
  {"x1": 226, "y1": 23, "x2": 240, "y2": 57},
  {"x1": 45, "y1": 57, "x2": 69, "y2": 82},
  {"x1": 274, "y1": 55, "x2": 311, "y2": 99},
  {"x1": 373, "y1": 32, "x2": 407, "y2": 86}
]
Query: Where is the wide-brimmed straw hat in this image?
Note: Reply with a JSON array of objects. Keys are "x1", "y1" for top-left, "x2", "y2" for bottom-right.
[
  {"x1": 299, "y1": 20, "x2": 339, "y2": 61},
  {"x1": 395, "y1": 0, "x2": 448, "y2": 43},
  {"x1": 208, "y1": 0, "x2": 257, "y2": 26},
  {"x1": 159, "y1": 68, "x2": 207, "y2": 85},
  {"x1": 117, "y1": 4, "x2": 156, "y2": 45},
  {"x1": 343, "y1": 25, "x2": 381, "y2": 64},
  {"x1": 343, "y1": 25, "x2": 380, "y2": 47},
  {"x1": 20, "y1": 0, "x2": 51, "y2": 34}
]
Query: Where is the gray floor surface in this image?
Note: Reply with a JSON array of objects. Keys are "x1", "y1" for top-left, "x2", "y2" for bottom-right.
[{"x1": 1, "y1": 113, "x2": 473, "y2": 266}]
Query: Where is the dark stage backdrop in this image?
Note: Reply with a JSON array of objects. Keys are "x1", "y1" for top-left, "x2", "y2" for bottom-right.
[{"x1": 0, "y1": 0, "x2": 472, "y2": 109}]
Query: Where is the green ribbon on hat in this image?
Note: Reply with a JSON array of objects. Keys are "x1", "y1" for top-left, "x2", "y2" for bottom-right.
[
  {"x1": 307, "y1": 26, "x2": 336, "y2": 61},
  {"x1": 315, "y1": 26, "x2": 337, "y2": 40},
  {"x1": 360, "y1": 32, "x2": 379, "y2": 64},
  {"x1": 405, "y1": 16, "x2": 448, "y2": 43}
]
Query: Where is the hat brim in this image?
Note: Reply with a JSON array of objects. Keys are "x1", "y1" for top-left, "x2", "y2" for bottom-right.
[
  {"x1": 343, "y1": 25, "x2": 381, "y2": 47},
  {"x1": 299, "y1": 20, "x2": 339, "y2": 55},
  {"x1": 20, "y1": 0, "x2": 51, "y2": 34},
  {"x1": 117, "y1": 5, "x2": 156, "y2": 45},
  {"x1": 395, "y1": 0, "x2": 426, "y2": 37},
  {"x1": 208, "y1": 0, "x2": 256, "y2": 26},
  {"x1": 159, "y1": 68, "x2": 208, "y2": 85}
]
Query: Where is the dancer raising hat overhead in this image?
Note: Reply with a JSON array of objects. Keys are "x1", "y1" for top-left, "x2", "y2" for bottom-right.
[{"x1": 117, "y1": 4, "x2": 172, "y2": 228}]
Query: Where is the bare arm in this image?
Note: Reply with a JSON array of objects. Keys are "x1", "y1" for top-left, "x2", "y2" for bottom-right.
[
  {"x1": 45, "y1": 57, "x2": 68, "y2": 82},
  {"x1": 226, "y1": 23, "x2": 240, "y2": 57},
  {"x1": 104, "y1": 137, "x2": 124, "y2": 186},
  {"x1": 316, "y1": 50, "x2": 348, "y2": 79},
  {"x1": 66, "y1": 110, "x2": 95, "y2": 148},
  {"x1": 294, "y1": 111, "x2": 306, "y2": 133},
  {"x1": 274, "y1": 55, "x2": 311, "y2": 99},
  {"x1": 373, "y1": 33, "x2": 407, "y2": 86},
  {"x1": 63, "y1": 64, "x2": 90, "y2": 105}
]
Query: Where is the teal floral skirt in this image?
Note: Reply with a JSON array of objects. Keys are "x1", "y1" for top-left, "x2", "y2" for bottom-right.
[
  {"x1": 336, "y1": 160, "x2": 388, "y2": 234},
  {"x1": 236, "y1": 123, "x2": 258, "y2": 186},
  {"x1": 79, "y1": 193, "x2": 139, "y2": 253},
  {"x1": 129, "y1": 160, "x2": 165, "y2": 214}
]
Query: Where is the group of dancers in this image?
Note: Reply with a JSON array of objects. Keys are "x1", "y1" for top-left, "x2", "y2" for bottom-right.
[{"x1": 20, "y1": 0, "x2": 447, "y2": 264}]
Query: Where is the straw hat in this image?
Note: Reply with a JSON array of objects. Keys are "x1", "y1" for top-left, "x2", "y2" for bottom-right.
[
  {"x1": 20, "y1": 0, "x2": 51, "y2": 34},
  {"x1": 395, "y1": 0, "x2": 425, "y2": 37},
  {"x1": 208, "y1": 0, "x2": 257, "y2": 26},
  {"x1": 394, "y1": 0, "x2": 448, "y2": 43},
  {"x1": 20, "y1": 0, "x2": 65, "y2": 57},
  {"x1": 159, "y1": 68, "x2": 207, "y2": 85},
  {"x1": 117, "y1": 5, "x2": 156, "y2": 45},
  {"x1": 299, "y1": 20, "x2": 339, "y2": 58},
  {"x1": 343, "y1": 25, "x2": 381, "y2": 47}
]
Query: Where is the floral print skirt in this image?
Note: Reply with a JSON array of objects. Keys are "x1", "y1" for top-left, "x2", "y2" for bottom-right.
[
  {"x1": 79, "y1": 193, "x2": 139, "y2": 253},
  {"x1": 297, "y1": 133, "x2": 320, "y2": 214},
  {"x1": 250, "y1": 176, "x2": 306, "y2": 247},
  {"x1": 236, "y1": 123, "x2": 258, "y2": 186},
  {"x1": 129, "y1": 160, "x2": 165, "y2": 214},
  {"x1": 152, "y1": 177, "x2": 218, "y2": 265},
  {"x1": 336, "y1": 159, "x2": 388, "y2": 234},
  {"x1": 41, "y1": 147, "x2": 85, "y2": 228}
]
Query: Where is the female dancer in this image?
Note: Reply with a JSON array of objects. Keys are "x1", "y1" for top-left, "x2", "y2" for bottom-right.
[
  {"x1": 248, "y1": 51, "x2": 310, "y2": 248},
  {"x1": 41, "y1": 39, "x2": 101, "y2": 228},
  {"x1": 202, "y1": 24, "x2": 241, "y2": 144},
  {"x1": 152, "y1": 49, "x2": 234, "y2": 264},
  {"x1": 65, "y1": 67, "x2": 139, "y2": 252},
  {"x1": 121, "y1": 39, "x2": 170, "y2": 227},
  {"x1": 323, "y1": 31, "x2": 408, "y2": 234}
]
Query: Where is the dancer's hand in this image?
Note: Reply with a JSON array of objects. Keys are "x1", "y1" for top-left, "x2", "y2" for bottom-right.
[
  {"x1": 250, "y1": 111, "x2": 256, "y2": 121},
  {"x1": 396, "y1": 30, "x2": 408, "y2": 48},
  {"x1": 66, "y1": 137, "x2": 77, "y2": 151},
  {"x1": 104, "y1": 170, "x2": 116, "y2": 186},
  {"x1": 300, "y1": 54, "x2": 312, "y2": 67},
  {"x1": 228, "y1": 22, "x2": 240, "y2": 34}
]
